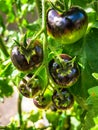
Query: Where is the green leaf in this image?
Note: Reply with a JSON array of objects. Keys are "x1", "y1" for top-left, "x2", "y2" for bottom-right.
[
  {"x1": 71, "y1": 0, "x2": 92, "y2": 8},
  {"x1": 28, "y1": 111, "x2": 40, "y2": 123},
  {"x1": 0, "y1": 79, "x2": 13, "y2": 98},
  {"x1": 56, "y1": 113, "x2": 68, "y2": 130},
  {"x1": 0, "y1": 15, "x2": 5, "y2": 29},
  {"x1": 0, "y1": 1, "x2": 9, "y2": 13},
  {"x1": 0, "y1": 63, "x2": 14, "y2": 77},
  {"x1": 63, "y1": 28, "x2": 98, "y2": 99},
  {"x1": 38, "y1": 68, "x2": 48, "y2": 89},
  {"x1": 88, "y1": 86, "x2": 98, "y2": 97},
  {"x1": 26, "y1": 20, "x2": 41, "y2": 31},
  {"x1": 46, "y1": 110, "x2": 60, "y2": 127},
  {"x1": 92, "y1": 0, "x2": 98, "y2": 14},
  {"x1": 92, "y1": 73, "x2": 98, "y2": 80},
  {"x1": 82, "y1": 96, "x2": 98, "y2": 130},
  {"x1": 81, "y1": 86, "x2": 98, "y2": 129}
]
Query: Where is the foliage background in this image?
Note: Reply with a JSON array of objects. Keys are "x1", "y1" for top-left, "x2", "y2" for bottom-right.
[{"x1": 0, "y1": 0, "x2": 98, "y2": 130}]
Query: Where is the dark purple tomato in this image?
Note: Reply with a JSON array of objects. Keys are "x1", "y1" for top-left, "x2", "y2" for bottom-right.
[
  {"x1": 11, "y1": 40, "x2": 43, "y2": 71},
  {"x1": 52, "y1": 88, "x2": 74, "y2": 110},
  {"x1": 33, "y1": 96, "x2": 48, "y2": 109},
  {"x1": 49, "y1": 54, "x2": 79, "y2": 87},
  {"x1": 50, "y1": 104, "x2": 57, "y2": 111},
  {"x1": 18, "y1": 74, "x2": 41, "y2": 98},
  {"x1": 47, "y1": 6, "x2": 88, "y2": 44},
  {"x1": 33, "y1": 89, "x2": 52, "y2": 109}
]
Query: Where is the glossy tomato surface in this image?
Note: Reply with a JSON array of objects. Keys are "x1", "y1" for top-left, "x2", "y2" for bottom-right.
[
  {"x1": 47, "y1": 6, "x2": 88, "y2": 44},
  {"x1": 11, "y1": 41, "x2": 43, "y2": 71}
]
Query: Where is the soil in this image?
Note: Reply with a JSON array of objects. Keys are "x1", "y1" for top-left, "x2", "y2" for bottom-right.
[{"x1": 0, "y1": 87, "x2": 35, "y2": 126}]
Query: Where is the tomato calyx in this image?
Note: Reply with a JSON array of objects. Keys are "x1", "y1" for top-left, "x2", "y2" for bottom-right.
[
  {"x1": 33, "y1": 88, "x2": 53, "y2": 109},
  {"x1": 52, "y1": 88, "x2": 74, "y2": 110},
  {"x1": 18, "y1": 74, "x2": 42, "y2": 98},
  {"x1": 33, "y1": 95, "x2": 48, "y2": 109}
]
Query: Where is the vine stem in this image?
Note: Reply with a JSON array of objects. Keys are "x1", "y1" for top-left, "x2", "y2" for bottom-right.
[
  {"x1": 27, "y1": 0, "x2": 48, "y2": 85},
  {"x1": 41, "y1": 0, "x2": 49, "y2": 88},
  {"x1": 35, "y1": 0, "x2": 42, "y2": 18},
  {"x1": 27, "y1": 29, "x2": 44, "y2": 49},
  {"x1": 41, "y1": 0, "x2": 64, "y2": 98},
  {"x1": 42, "y1": 0, "x2": 48, "y2": 65}
]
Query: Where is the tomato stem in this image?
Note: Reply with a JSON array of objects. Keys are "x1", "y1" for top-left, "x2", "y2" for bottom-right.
[
  {"x1": 41, "y1": 0, "x2": 49, "y2": 84},
  {"x1": 27, "y1": 29, "x2": 44, "y2": 49},
  {"x1": 49, "y1": 78, "x2": 63, "y2": 98},
  {"x1": 42, "y1": 0, "x2": 48, "y2": 63},
  {"x1": 28, "y1": 64, "x2": 44, "y2": 83}
]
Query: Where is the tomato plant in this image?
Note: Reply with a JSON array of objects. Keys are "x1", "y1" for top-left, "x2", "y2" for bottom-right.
[{"x1": 0, "y1": 0, "x2": 98, "y2": 130}]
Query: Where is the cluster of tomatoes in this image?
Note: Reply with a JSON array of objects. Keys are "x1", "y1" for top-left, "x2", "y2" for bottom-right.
[{"x1": 11, "y1": 6, "x2": 88, "y2": 110}]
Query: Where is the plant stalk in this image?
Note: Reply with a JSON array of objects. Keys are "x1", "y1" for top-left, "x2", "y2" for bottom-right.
[
  {"x1": 35, "y1": 0, "x2": 42, "y2": 18},
  {"x1": 27, "y1": 0, "x2": 48, "y2": 86},
  {"x1": 27, "y1": 29, "x2": 43, "y2": 49},
  {"x1": 41, "y1": 0, "x2": 49, "y2": 88},
  {"x1": 42, "y1": 0, "x2": 48, "y2": 67},
  {"x1": 0, "y1": 37, "x2": 9, "y2": 57},
  {"x1": 18, "y1": 94, "x2": 23, "y2": 126}
]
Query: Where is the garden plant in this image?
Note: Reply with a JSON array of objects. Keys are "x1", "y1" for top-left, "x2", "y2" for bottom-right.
[{"x1": 0, "y1": 0, "x2": 98, "y2": 130}]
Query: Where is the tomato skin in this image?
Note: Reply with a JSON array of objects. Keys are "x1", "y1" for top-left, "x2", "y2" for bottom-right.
[
  {"x1": 11, "y1": 41, "x2": 43, "y2": 71},
  {"x1": 33, "y1": 97, "x2": 48, "y2": 109},
  {"x1": 33, "y1": 96, "x2": 51, "y2": 109},
  {"x1": 48, "y1": 54, "x2": 79, "y2": 87},
  {"x1": 11, "y1": 46, "x2": 33, "y2": 71},
  {"x1": 52, "y1": 88, "x2": 74, "y2": 110},
  {"x1": 47, "y1": 6, "x2": 88, "y2": 44},
  {"x1": 33, "y1": 41, "x2": 43, "y2": 67}
]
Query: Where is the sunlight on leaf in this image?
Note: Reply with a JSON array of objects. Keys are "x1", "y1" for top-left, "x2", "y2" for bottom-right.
[
  {"x1": 92, "y1": 73, "x2": 98, "y2": 80},
  {"x1": 88, "y1": 86, "x2": 98, "y2": 97}
]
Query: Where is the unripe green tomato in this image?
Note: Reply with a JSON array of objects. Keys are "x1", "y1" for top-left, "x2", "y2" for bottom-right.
[{"x1": 47, "y1": 6, "x2": 88, "y2": 44}]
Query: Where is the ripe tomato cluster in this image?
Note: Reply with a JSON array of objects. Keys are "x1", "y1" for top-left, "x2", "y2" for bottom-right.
[{"x1": 11, "y1": 6, "x2": 88, "y2": 110}]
